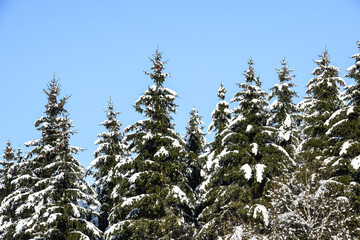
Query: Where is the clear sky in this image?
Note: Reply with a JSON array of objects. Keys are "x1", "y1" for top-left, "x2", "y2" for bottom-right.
[{"x1": 0, "y1": 0, "x2": 359, "y2": 174}]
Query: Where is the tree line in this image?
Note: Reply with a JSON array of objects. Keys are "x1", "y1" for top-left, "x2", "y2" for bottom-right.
[{"x1": 0, "y1": 42, "x2": 359, "y2": 239}]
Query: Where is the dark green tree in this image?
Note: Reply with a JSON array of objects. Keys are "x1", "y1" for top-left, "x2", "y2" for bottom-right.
[
  {"x1": 299, "y1": 49, "x2": 345, "y2": 169},
  {"x1": 0, "y1": 78, "x2": 102, "y2": 239},
  {"x1": 183, "y1": 108, "x2": 206, "y2": 190},
  {"x1": 88, "y1": 99, "x2": 129, "y2": 233},
  {"x1": 203, "y1": 83, "x2": 231, "y2": 174},
  {"x1": 197, "y1": 59, "x2": 290, "y2": 239},
  {"x1": 106, "y1": 50, "x2": 195, "y2": 239},
  {"x1": 323, "y1": 42, "x2": 360, "y2": 237},
  {"x1": 0, "y1": 141, "x2": 16, "y2": 202},
  {"x1": 268, "y1": 58, "x2": 300, "y2": 158}
]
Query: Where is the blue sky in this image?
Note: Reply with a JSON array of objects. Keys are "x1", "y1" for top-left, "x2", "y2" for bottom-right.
[{"x1": 0, "y1": 0, "x2": 359, "y2": 173}]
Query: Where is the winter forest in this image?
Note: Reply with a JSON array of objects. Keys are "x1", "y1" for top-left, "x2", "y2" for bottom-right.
[{"x1": 0, "y1": 42, "x2": 360, "y2": 240}]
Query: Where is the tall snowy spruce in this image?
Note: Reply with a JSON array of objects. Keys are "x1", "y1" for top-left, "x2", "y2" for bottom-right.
[
  {"x1": 202, "y1": 83, "x2": 231, "y2": 174},
  {"x1": 323, "y1": 41, "x2": 360, "y2": 236},
  {"x1": 183, "y1": 108, "x2": 206, "y2": 190},
  {"x1": 0, "y1": 78, "x2": 102, "y2": 239},
  {"x1": 299, "y1": 49, "x2": 345, "y2": 168},
  {"x1": 106, "y1": 50, "x2": 195, "y2": 239},
  {"x1": 0, "y1": 141, "x2": 16, "y2": 203},
  {"x1": 268, "y1": 58, "x2": 300, "y2": 158},
  {"x1": 269, "y1": 49, "x2": 354, "y2": 239},
  {"x1": 197, "y1": 59, "x2": 291, "y2": 239},
  {"x1": 87, "y1": 99, "x2": 128, "y2": 232}
]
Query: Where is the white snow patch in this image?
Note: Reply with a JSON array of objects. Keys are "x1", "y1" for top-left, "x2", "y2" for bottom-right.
[
  {"x1": 154, "y1": 146, "x2": 169, "y2": 158},
  {"x1": 246, "y1": 125, "x2": 253, "y2": 133},
  {"x1": 230, "y1": 226, "x2": 244, "y2": 240},
  {"x1": 351, "y1": 156, "x2": 360, "y2": 170},
  {"x1": 340, "y1": 141, "x2": 352, "y2": 156},
  {"x1": 121, "y1": 194, "x2": 148, "y2": 207},
  {"x1": 347, "y1": 106, "x2": 354, "y2": 115},
  {"x1": 284, "y1": 114, "x2": 291, "y2": 128},
  {"x1": 250, "y1": 143, "x2": 258, "y2": 155},
  {"x1": 241, "y1": 164, "x2": 252, "y2": 180},
  {"x1": 172, "y1": 186, "x2": 191, "y2": 205},
  {"x1": 253, "y1": 204, "x2": 269, "y2": 226},
  {"x1": 255, "y1": 164, "x2": 266, "y2": 183}
]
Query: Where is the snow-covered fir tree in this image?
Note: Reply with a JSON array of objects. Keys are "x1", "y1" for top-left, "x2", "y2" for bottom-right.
[
  {"x1": 268, "y1": 155, "x2": 352, "y2": 239},
  {"x1": 289, "y1": 49, "x2": 356, "y2": 239},
  {"x1": 0, "y1": 141, "x2": 16, "y2": 203},
  {"x1": 0, "y1": 143, "x2": 29, "y2": 239},
  {"x1": 105, "y1": 50, "x2": 195, "y2": 239},
  {"x1": 202, "y1": 83, "x2": 231, "y2": 174},
  {"x1": 268, "y1": 58, "x2": 300, "y2": 158},
  {"x1": 197, "y1": 59, "x2": 291, "y2": 239},
  {"x1": 322, "y1": 42, "x2": 360, "y2": 237},
  {"x1": 87, "y1": 99, "x2": 129, "y2": 233},
  {"x1": 299, "y1": 49, "x2": 345, "y2": 168},
  {"x1": 0, "y1": 78, "x2": 102, "y2": 239},
  {"x1": 183, "y1": 108, "x2": 206, "y2": 191}
]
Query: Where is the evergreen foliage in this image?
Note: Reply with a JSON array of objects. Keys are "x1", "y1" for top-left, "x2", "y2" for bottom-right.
[
  {"x1": 0, "y1": 141, "x2": 16, "y2": 202},
  {"x1": 299, "y1": 49, "x2": 345, "y2": 168},
  {"x1": 0, "y1": 78, "x2": 101, "y2": 239},
  {"x1": 268, "y1": 58, "x2": 300, "y2": 158},
  {"x1": 88, "y1": 99, "x2": 128, "y2": 233},
  {"x1": 202, "y1": 83, "x2": 231, "y2": 174},
  {"x1": 106, "y1": 50, "x2": 195, "y2": 239},
  {"x1": 268, "y1": 156, "x2": 352, "y2": 239},
  {"x1": 183, "y1": 108, "x2": 206, "y2": 191},
  {"x1": 197, "y1": 59, "x2": 290, "y2": 239},
  {"x1": 1, "y1": 44, "x2": 360, "y2": 239}
]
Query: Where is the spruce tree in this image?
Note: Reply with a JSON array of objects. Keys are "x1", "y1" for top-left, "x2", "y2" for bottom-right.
[
  {"x1": 268, "y1": 58, "x2": 300, "y2": 158},
  {"x1": 203, "y1": 83, "x2": 231, "y2": 173},
  {"x1": 299, "y1": 49, "x2": 345, "y2": 169},
  {"x1": 0, "y1": 141, "x2": 18, "y2": 238},
  {"x1": 106, "y1": 50, "x2": 195, "y2": 239},
  {"x1": 268, "y1": 156, "x2": 352, "y2": 239},
  {"x1": 183, "y1": 108, "x2": 206, "y2": 191},
  {"x1": 88, "y1": 99, "x2": 128, "y2": 232},
  {"x1": 0, "y1": 78, "x2": 102, "y2": 239},
  {"x1": 197, "y1": 59, "x2": 290, "y2": 239},
  {"x1": 0, "y1": 141, "x2": 16, "y2": 202},
  {"x1": 323, "y1": 42, "x2": 360, "y2": 237}
]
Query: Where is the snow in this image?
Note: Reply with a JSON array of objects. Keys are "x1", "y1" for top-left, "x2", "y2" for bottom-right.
[
  {"x1": 129, "y1": 172, "x2": 146, "y2": 183},
  {"x1": 241, "y1": 164, "x2": 252, "y2": 180},
  {"x1": 278, "y1": 129, "x2": 291, "y2": 142},
  {"x1": 325, "y1": 119, "x2": 346, "y2": 135},
  {"x1": 171, "y1": 186, "x2": 191, "y2": 205},
  {"x1": 230, "y1": 226, "x2": 244, "y2": 240},
  {"x1": 154, "y1": 146, "x2": 169, "y2": 158},
  {"x1": 142, "y1": 132, "x2": 154, "y2": 140},
  {"x1": 121, "y1": 194, "x2": 148, "y2": 207},
  {"x1": 324, "y1": 109, "x2": 343, "y2": 126},
  {"x1": 255, "y1": 164, "x2": 266, "y2": 183},
  {"x1": 351, "y1": 156, "x2": 360, "y2": 170},
  {"x1": 253, "y1": 204, "x2": 269, "y2": 226},
  {"x1": 339, "y1": 141, "x2": 352, "y2": 156},
  {"x1": 284, "y1": 114, "x2": 291, "y2": 128},
  {"x1": 47, "y1": 213, "x2": 62, "y2": 224},
  {"x1": 347, "y1": 106, "x2": 354, "y2": 115},
  {"x1": 250, "y1": 143, "x2": 258, "y2": 155},
  {"x1": 246, "y1": 125, "x2": 253, "y2": 133}
]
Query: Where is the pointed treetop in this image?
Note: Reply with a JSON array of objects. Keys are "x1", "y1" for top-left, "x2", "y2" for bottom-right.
[
  {"x1": 243, "y1": 58, "x2": 261, "y2": 86},
  {"x1": 218, "y1": 82, "x2": 226, "y2": 100},
  {"x1": 2, "y1": 140, "x2": 14, "y2": 161},
  {"x1": 313, "y1": 48, "x2": 331, "y2": 70},
  {"x1": 145, "y1": 48, "x2": 170, "y2": 87},
  {"x1": 345, "y1": 41, "x2": 360, "y2": 82},
  {"x1": 276, "y1": 58, "x2": 295, "y2": 83}
]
